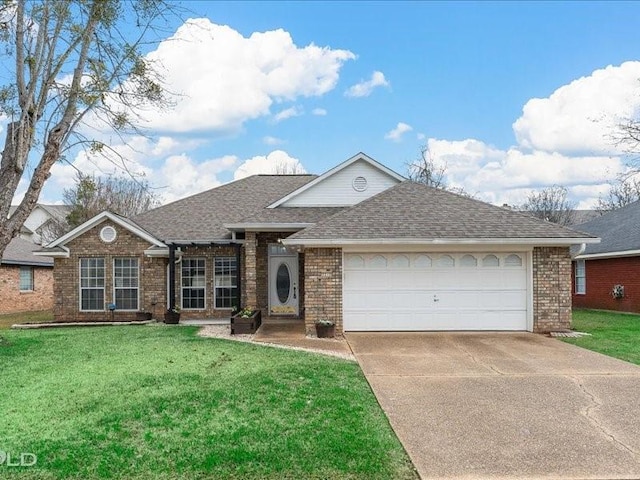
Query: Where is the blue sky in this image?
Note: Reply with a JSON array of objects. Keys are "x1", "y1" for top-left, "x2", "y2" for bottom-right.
[{"x1": 26, "y1": 1, "x2": 640, "y2": 207}]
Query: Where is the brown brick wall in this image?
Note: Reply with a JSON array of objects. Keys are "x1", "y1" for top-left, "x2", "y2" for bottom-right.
[
  {"x1": 532, "y1": 246, "x2": 572, "y2": 332},
  {"x1": 572, "y1": 256, "x2": 640, "y2": 313},
  {"x1": 54, "y1": 220, "x2": 166, "y2": 322},
  {"x1": 0, "y1": 265, "x2": 53, "y2": 314},
  {"x1": 304, "y1": 247, "x2": 342, "y2": 335}
]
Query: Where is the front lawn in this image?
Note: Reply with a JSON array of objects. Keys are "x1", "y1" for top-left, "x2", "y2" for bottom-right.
[
  {"x1": 0, "y1": 325, "x2": 416, "y2": 479},
  {"x1": 0, "y1": 310, "x2": 53, "y2": 330},
  {"x1": 566, "y1": 309, "x2": 640, "y2": 365}
]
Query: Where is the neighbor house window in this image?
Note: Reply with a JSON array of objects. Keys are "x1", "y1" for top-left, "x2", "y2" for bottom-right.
[
  {"x1": 80, "y1": 258, "x2": 105, "y2": 311},
  {"x1": 575, "y1": 260, "x2": 586, "y2": 295},
  {"x1": 114, "y1": 258, "x2": 139, "y2": 310},
  {"x1": 182, "y1": 258, "x2": 206, "y2": 309},
  {"x1": 214, "y1": 257, "x2": 237, "y2": 309},
  {"x1": 19, "y1": 266, "x2": 33, "y2": 291}
]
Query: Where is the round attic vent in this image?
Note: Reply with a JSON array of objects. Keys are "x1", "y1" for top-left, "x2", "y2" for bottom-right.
[
  {"x1": 352, "y1": 176, "x2": 368, "y2": 192},
  {"x1": 100, "y1": 225, "x2": 117, "y2": 243}
]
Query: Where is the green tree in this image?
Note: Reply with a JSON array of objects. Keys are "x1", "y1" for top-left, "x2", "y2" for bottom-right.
[{"x1": 0, "y1": 0, "x2": 176, "y2": 258}]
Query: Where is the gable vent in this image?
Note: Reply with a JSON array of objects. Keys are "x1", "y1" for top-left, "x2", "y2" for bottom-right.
[
  {"x1": 352, "y1": 176, "x2": 368, "y2": 192},
  {"x1": 100, "y1": 225, "x2": 117, "y2": 243}
]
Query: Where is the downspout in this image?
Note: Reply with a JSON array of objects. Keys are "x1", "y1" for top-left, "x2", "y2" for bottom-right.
[
  {"x1": 572, "y1": 243, "x2": 587, "y2": 259},
  {"x1": 168, "y1": 244, "x2": 176, "y2": 312}
]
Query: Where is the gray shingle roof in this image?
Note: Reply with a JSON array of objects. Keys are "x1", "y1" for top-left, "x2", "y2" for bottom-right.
[
  {"x1": 288, "y1": 182, "x2": 596, "y2": 241},
  {"x1": 233, "y1": 207, "x2": 344, "y2": 225},
  {"x1": 2, "y1": 237, "x2": 53, "y2": 267},
  {"x1": 133, "y1": 175, "x2": 317, "y2": 242},
  {"x1": 573, "y1": 200, "x2": 640, "y2": 255}
]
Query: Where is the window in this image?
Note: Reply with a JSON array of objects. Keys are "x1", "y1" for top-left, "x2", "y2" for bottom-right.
[
  {"x1": 182, "y1": 258, "x2": 206, "y2": 309},
  {"x1": 460, "y1": 255, "x2": 478, "y2": 267},
  {"x1": 436, "y1": 255, "x2": 455, "y2": 267},
  {"x1": 114, "y1": 258, "x2": 139, "y2": 310},
  {"x1": 505, "y1": 254, "x2": 523, "y2": 267},
  {"x1": 482, "y1": 255, "x2": 500, "y2": 267},
  {"x1": 575, "y1": 260, "x2": 586, "y2": 295},
  {"x1": 214, "y1": 257, "x2": 238, "y2": 309},
  {"x1": 80, "y1": 258, "x2": 105, "y2": 311},
  {"x1": 19, "y1": 266, "x2": 33, "y2": 291}
]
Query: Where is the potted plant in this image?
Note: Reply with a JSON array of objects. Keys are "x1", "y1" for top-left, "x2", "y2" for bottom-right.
[
  {"x1": 315, "y1": 319, "x2": 335, "y2": 338},
  {"x1": 164, "y1": 306, "x2": 181, "y2": 324},
  {"x1": 231, "y1": 306, "x2": 262, "y2": 334}
]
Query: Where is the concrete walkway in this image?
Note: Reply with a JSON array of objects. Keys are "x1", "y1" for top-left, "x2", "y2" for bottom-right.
[{"x1": 346, "y1": 332, "x2": 640, "y2": 480}]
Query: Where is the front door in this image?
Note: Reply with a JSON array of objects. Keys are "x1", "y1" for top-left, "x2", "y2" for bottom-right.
[{"x1": 268, "y1": 245, "x2": 299, "y2": 316}]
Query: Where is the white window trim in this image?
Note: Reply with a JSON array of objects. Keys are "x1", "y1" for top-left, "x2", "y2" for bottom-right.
[
  {"x1": 181, "y1": 257, "x2": 207, "y2": 310},
  {"x1": 19, "y1": 266, "x2": 34, "y2": 292},
  {"x1": 213, "y1": 256, "x2": 238, "y2": 310},
  {"x1": 575, "y1": 259, "x2": 586, "y2": 295},
  {"x1": 79, "y1": 258, "x2": 105, "y2": 312},
  {"x1": 113, "y1": 258, "x2": 140, "y2": 311}
]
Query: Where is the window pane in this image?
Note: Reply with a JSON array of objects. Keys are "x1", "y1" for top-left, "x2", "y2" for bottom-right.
[
  {"x1": 19, "y1": 267, "x2": 33, "y2": 291},
  {"x1": 214, "y1": 257, "x2": 237, "y2": 309},
  {"x1": 80, "y1": 258, "x2": 105, "y2": 311},
  {"x1": 114, "y1": 258, "x2": 139, "y2": 310},
  {"x1": 182, "y1": 258, "x2": 206, "y2": 309}
]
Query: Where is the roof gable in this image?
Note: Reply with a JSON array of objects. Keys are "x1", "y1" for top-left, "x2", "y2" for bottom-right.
[
  {"x1": 46, "y1": 211, "x2": 165, "y2": 248},
  {"x1": 284, "y1": 182, "x2": 598, "y2": 245},
  {"x1": 268, "y1": 152, "x2": 404, "y2": 208}
]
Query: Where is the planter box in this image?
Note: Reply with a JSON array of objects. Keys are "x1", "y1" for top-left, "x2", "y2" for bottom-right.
[
  {"x1": 231, "y1": 310, "x2": 262, "y2": 334},
  {"x1": 316, "y1": 324, "x2": 335, "y2": 338},
  {"x1": 164, "y1": 311, "x2": 181, "y2": 324},
  {"x1": 136, "y1": 311, "x2": 153, "y2": 321}
]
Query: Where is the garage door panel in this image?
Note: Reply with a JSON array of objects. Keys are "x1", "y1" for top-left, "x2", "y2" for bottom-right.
[{"x1": 343, "y1": 252, "x2": 529, "y2": 332}]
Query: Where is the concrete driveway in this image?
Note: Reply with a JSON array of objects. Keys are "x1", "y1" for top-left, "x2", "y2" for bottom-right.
[{"x1": 346, "y1": 332, "x2": 640, "y2": 480}]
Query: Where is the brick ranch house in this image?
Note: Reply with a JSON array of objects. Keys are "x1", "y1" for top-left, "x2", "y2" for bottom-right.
[
  {"x1": 1, "y1": 236, "x2": 54, "y2": 314},
  {"x1": 572, "y1": 199, "x2": 640, "y2": 313},
  {"x1": 37, "y1": 153, "x2": 597, "y2": 334}
]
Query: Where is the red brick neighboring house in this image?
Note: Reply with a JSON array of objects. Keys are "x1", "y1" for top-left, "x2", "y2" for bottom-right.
[
  {"x1": 572, "y1": 200, "x2": 640, "y2": 312},
  {"x1": 0, "y1": 237, "x2": 54, "y2": 314},
  {"x1": 36, "y1": 153, "x2": 597, "y2": 333}
]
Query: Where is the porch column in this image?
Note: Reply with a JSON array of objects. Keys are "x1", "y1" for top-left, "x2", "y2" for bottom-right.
[
  {"x1": 244, "y1": 232, "x2": 257, "y2": 308},
  {"x1": 168, "y1": 244, "x2": 176, "y2": 311}
]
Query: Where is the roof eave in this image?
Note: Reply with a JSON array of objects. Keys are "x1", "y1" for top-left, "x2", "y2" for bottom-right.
[
  {"x1": 575, "y1": 248, "x2": 640, "y2": 260},
  {"x1": 33, "y1": 246, "x2": 70, "y2": 258},
  {"x1": 282, "y1": 237, "x2": 601, "y2": 247},
  {"x1": 224, "y1": 222, "x2": 314, "y2": 232},
  {"x1": 2, "y1": 260, "x2": 53, "y2": 267}
]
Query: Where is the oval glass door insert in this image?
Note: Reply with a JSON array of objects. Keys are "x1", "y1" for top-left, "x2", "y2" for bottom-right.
[{"x1": 276, "y1": 263, "x2": 291, "y2": 303}]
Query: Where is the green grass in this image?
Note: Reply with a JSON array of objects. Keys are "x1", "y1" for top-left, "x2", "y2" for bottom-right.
[
  {"x1": 565, "y1": 309, "x2": 640, "y2": 365},
  {"x1": 0, "y1": 310, "x2": 53, "y2": 330},
  {"x1": 0, "y1": 325, "x2": 416, "y2": 480}
]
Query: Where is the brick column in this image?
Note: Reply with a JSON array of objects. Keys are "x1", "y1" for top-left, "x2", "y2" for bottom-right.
[
  {"x1": 244, "y1": 232, "x2": 257, "y2": 308},
  {"x1": 532, "y1": 246, "x2": 572, "y2": 332},
  {"x1": 304, "y1": 247, "x2": 342, "y2": 335}
]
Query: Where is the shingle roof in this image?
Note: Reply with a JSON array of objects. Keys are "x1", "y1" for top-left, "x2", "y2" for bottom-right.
[
  {"x1": 233, "y1": 207, "x2": 344, "y2": 225},
  {"x1": 133, "y1": 175, "x2": 317, "y2": 242},
  {"x1": 574, "y1": 200, "x2": 640, "y2": 255},
  {"x1": 287, "y1": 182, "x2": 596, "y2": 241},
  {"x1": 2, "y1": 237, "x2": 53, "y2": 267}
]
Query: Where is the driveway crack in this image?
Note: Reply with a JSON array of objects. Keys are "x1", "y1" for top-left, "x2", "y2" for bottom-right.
[
  {"x1": 570, "y1": 375, "x2": 638, "y2": 458},
  {"x1": 453, "y1": 340, "x2": 504, "y2": 375}
]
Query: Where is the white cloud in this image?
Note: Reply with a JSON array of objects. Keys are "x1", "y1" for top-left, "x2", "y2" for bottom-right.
[
  {"x1": 263, "y1": 135, "x2": 285, "y2": 145},
  {"x1": 135, "y1": 19, "x2": 354, "y2": 133},
  {"x1": 513, "y1": 61, "x2": 640, "y2": 155},
  {"x1": 312, "y1": 108, "x2": 327, "y2": 116},
  {"x1": 345, "y1": 71, "x2": 390, "y2": 98},
  {"x1": 385, "y1": 122, "x2": 413, "y2": 142},
  {"x1": 234, "y1": 150, "x2": 306, "y2": 180},
  {"x1": 425, "y1": 137, "x2": 625, "y2": 207},
  {"x1": 273, "y1": 106, "x2": 303, "y2": 123},
  {"x1": 417, "y1": 132, "x2": 426, "y2": 141}
]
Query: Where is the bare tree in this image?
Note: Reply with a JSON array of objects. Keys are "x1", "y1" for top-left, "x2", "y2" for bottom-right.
[
  {"x1": 406, "y1": 146, "x2": 447, "y2": 189},
  {"x1": 0, "y1": 0, "x2": 177, "y2": 259},
  {"x1": 519, "y1": 185, "x2": 576, "y2": 226},
  {"x1": 274, "y1": 160, "x2": 306, "y2": 175},
  {"x1": 596, "y1": 176, "x2": 640, "y2": 213},
  {"x1": 63, "y1": 173, "x2": 159, "y2": 229}
]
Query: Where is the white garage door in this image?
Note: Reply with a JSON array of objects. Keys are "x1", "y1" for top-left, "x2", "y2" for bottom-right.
[{"x1": 343, "y1": 252, "x2": 528, "y2": 331}]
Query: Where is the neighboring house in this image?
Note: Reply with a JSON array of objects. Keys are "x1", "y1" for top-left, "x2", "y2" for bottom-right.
[
  {"x1": 36, "y1": 153, "x2": 597, "y2": 333},
  {"x1": 0, "y1": 237, "x2": 54, "y2": 314},
  {"x1": 9, "y1": 204, "x2": 70, "y2": 245},
  {"x1": 572, "y1": 200, "x2": 640, "y2": 313},
  {"x1": 570, "y1": 209, "x2": 600, "y2": 226}
]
